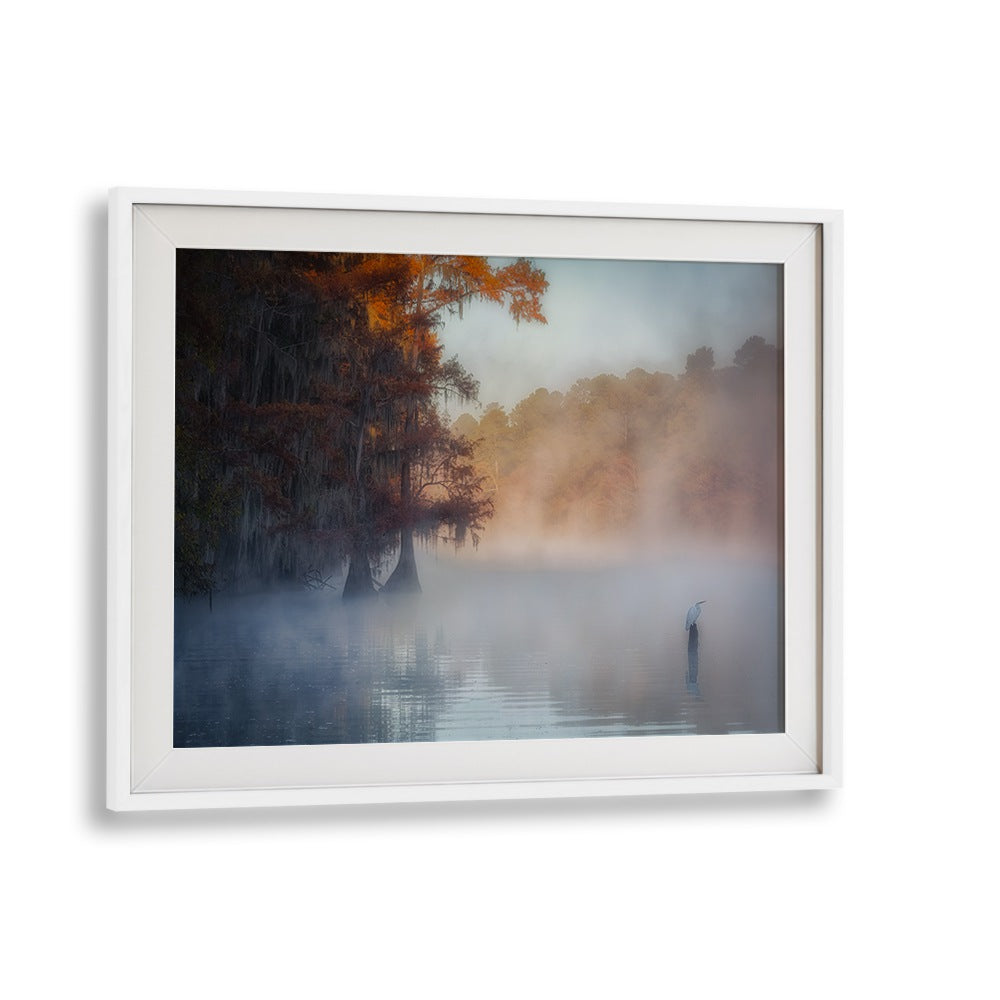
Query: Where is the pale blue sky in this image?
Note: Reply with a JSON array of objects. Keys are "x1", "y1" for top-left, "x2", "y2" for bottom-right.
[{"x1": 438, "y1": 258, "x2": 781, "y2": 412}]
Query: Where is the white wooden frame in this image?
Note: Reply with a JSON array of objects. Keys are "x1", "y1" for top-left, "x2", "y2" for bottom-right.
[{"x1": 108, "y1": 189, "x2": 842, "y2": 811}]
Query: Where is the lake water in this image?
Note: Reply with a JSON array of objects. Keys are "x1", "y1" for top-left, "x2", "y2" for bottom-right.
[{"x1": 174, "y1": 554, "x2": 782, "y2": 746}]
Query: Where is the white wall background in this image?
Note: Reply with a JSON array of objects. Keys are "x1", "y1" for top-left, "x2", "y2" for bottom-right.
[{"x1": 4, "y1": 2, "x2": 997, "y2": 996}]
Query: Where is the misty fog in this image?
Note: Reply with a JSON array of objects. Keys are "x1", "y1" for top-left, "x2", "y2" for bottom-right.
[
  {"x1": 173, "y1": 250, "x2": 784, "y2": 747},
  {"x1": 175, "y1": 549, "x2": 781, "y2": 746}
]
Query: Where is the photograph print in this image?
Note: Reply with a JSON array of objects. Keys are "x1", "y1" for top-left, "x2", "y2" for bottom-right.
[{"x1": 173, "y1": 248, "x2": 784, "y2": 747}]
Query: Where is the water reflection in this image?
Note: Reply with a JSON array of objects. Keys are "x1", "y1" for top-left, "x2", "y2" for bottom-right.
[{"x1": 174, "y1": 558, "x2": 782, "y2": 746}]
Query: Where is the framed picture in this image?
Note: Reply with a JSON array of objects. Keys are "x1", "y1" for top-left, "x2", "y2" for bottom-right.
[{"x1": 107, "y1": 189, "x2": 842, "y2": 811}]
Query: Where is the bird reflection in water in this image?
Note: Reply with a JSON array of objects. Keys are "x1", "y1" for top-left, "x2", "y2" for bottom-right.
[{"x1": 686, "y1": 623, "x2": 702, "y2": 698}]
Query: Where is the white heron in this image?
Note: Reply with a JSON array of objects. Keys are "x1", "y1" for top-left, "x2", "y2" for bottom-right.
[{"x1": 685, "y1": 600, "x2": 707, "y2": 630}]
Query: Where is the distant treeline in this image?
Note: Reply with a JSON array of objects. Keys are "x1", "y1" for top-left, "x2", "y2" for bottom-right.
[
  {"x1": 175, "y1": 249, "x2": 546, "y2": 600},
  {"x1": 453, "y1": 338, "x2": 782, "y2": 554}
]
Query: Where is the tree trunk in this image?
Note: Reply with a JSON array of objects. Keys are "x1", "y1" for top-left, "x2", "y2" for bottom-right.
[
  {"x1": 384, "y1": 456, "x2": 421, "y2": 593},
  {"x1": 384, "y1": 358, "x2": 424, "y2": 594},
  {"x1": 383, "y1": 265, "x2": 426, "y2": 598},
  {"x1": 342, "y1": 540, "x2": 377, "y2": 600},
  {"x1": 342, "y1": 381, "x2": 380, "y2": 601},
  {"x1": 384, "y1": 524, "x2": 421, "y2": 594}
]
